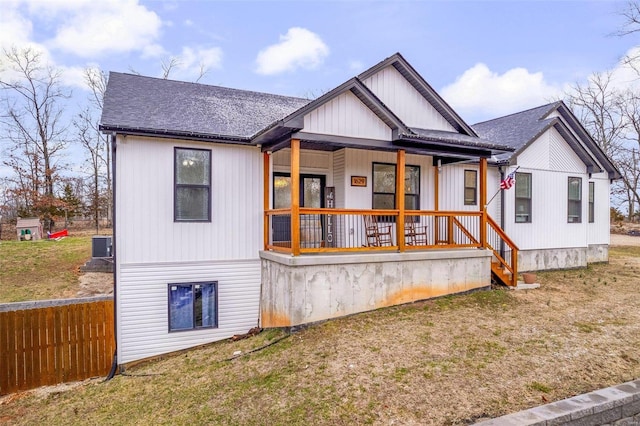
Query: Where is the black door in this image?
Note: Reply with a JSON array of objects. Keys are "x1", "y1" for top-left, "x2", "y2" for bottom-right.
[{"x1": 272, "y1": 173, "x2": 325, "y2": 245}]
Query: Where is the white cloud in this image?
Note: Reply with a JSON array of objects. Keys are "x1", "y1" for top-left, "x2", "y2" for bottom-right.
[
  {"x1": 441, "y1": 63, "x2": 565, "y2": 122},
  {"x1": 348, "y1": 60, "x2": 365, "y2": 72},
  {"x1": 255, "y1": 27, "x2": 329, "y2": 75},
  {"x1": 0, "y1": 2, "x2": 33, "y2": 50},
  {"x1": 48, "y1": 1, "x2": 162, "y2": 58},
  {"x1": 167, "y1": 46, "x2": 223, "y2": 80}
]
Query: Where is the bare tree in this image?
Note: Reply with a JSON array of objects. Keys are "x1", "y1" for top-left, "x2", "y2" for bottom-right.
[
  {"x1": 74, "y1": 106, "x2": 105, "y2": 233},
  {"x1": 84, "y1": 67, "x2": 112, "y2": 226},
  {"x1": 565, "y1": 72, "x2": 627, "y2": 159},
  {"x1": 0, "y1": 46, "x2": 70, "y2": 226}
]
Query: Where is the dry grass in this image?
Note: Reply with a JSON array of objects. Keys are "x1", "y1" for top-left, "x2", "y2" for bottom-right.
[
  {"x1": 0, "y1": 236, "x2": 95, "y2": 302},
  {"x1": 1, "y1": 246, "x2": 639, "y2": 425}
]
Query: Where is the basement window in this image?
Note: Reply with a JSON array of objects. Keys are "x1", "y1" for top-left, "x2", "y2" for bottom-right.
[{"x1": 168, "y1": 282, "x2": 218, "y2": 332}]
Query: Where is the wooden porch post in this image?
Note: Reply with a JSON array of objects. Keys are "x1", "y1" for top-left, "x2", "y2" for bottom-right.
[
  {"x1": 434, "y1": 160, "x2": 440, "y2": 244},
  {"x1": 434, "y1": 159, "x2": 439, "y2": 211},
  {"x1": 263, "y1": 151, "x2": 270, "y2": 250},
  {"x1": 396, "y1": 150, "x2": 405, "y2": 252},
  {"x1": 291, "y1": 139, "x2": 301, "y2": 256},
  {"x1": 480, "y1": 157, "x2": 487, "y2": 248}
]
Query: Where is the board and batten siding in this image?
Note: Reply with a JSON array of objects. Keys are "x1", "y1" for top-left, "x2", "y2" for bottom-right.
[
  {"x1": 302, "y1": 91, "x2": 392, "y2": 141},
  {"x1": 588, "y1": 172, "x2": 611, "y2": 245},
  {"x1": 504, "y1": 128, "x2": 590, "y2": 250},
  {"x1": 343, "y1": 149, "x2": 434, "y2": 210},
  {"x1": 362, "y1": 65, "x2": 456, "y2": 132},
  {"x1": 438, "y1": 164, "x2": 501, "y2": 219},
  {"x1": 115, "y1": 135, "x2": 263, "y2": 364},
  {"x1": 115, "y1": 135, "x2": 263, "y2": 264},
  {"x1": 117, "y1": 260, "x2": 260, "y2": 363}
]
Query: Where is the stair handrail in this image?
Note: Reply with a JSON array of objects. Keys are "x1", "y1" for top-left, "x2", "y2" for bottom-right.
[{"x1": 486, "y1": 215, "x2": 519, "y2": 286}]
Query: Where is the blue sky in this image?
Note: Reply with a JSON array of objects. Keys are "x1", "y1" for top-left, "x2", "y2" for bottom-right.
[{"x1": 1, "y1": 0, "x2": 639, "y2": 176}]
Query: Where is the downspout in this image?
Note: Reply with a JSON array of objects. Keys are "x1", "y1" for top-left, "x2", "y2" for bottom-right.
[
  {"x1": 105, "y1": 133, "x2": 118, "y2": 380},
  {"x1": 499, "y1": 166, "x2": 505, "y2": 259}
]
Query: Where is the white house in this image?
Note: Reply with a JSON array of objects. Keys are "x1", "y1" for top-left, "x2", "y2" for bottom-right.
[
  {"x1": 473, "y1": 102, "x2": 618, "y2": 271},
  {"x1": 100, "y1": 53, "x2": 618, "y2": 365}
]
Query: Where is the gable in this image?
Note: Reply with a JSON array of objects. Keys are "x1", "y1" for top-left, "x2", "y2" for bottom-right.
[
  {"x1": 302, "y1": 91, "x2": 393, "y2": 141},
  {"x1": 362, "y1": 65, "x2": 456, "y2": 132},
  {"x1": 517, "y1": 127, "x2": 586, "y2": 173},
  {"x1": 548, "y1": 127, "x2": 587, "y2": 172}
]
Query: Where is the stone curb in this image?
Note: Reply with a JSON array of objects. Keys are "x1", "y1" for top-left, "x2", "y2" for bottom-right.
[{"x1": 474, "y1": 379, "x2": 640, "y2": 425}]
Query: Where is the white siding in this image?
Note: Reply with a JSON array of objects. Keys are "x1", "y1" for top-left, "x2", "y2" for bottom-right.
[
  {"x1": 588, "y1": 172, "x2": 610, "y2": 245},
  {"x1": 302, "y1": 91, "x2": 392, "y2": 140},
  {"x1": 362, "y1": 66, "x2": 456, "y2": 131},
  {"x1": 503, "y1": 168, "x2": 589, "y2": 250},
  {"x1": 114, "y1": 135, "x2": 263, "y2": 363},
  {"x1": 438, "y1": 163, "x2": 501, "y2": 218},
  {"x1": 272, "y1": 149, "x2": 332, "y2": 173},
  {"x1": 505, "y1": 130, "x2": 589, "y2": 250},
  {"x1": 517, "y1": 133, "x2": 550, "y2": 169},
  {"x1": 333, "y1": 149, "x2": 346, "y2": 208},
  {"x1": 117, "y1": 260, "x2": 260, "y2": 363},
  {"x1": 115, "y1": 135, "x2": 263, "y2": 264},
  {"x1": 549, "y1": 127, "x2": 586, "y2": 172},
  {"x1": 343, "y1": 149, "x2": 434, "y2": 210}
]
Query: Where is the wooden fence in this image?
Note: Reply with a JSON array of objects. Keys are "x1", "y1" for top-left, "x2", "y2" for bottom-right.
[{"x1": 0, "y1": 297, "x2": 114, "y2": 395}]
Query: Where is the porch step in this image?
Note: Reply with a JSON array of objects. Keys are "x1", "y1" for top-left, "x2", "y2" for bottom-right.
[{"x1": 491, "y1": 262, "x2": 514, "y2": 287}]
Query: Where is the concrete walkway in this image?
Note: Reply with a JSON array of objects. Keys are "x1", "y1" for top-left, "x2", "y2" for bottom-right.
[{"x1": 474, "y1": 379, "x2": 640, "y2": 425}]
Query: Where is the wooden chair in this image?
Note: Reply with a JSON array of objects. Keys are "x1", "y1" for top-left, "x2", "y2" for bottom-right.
[
  {"x1": 363, "y1": 215, "x2": 393, "y2": 247},
  {"x1": 405, "y1": 216, "x2": 428, "y2": 246}
]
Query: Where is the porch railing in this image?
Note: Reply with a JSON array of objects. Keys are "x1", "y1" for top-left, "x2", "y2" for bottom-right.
[
  {"x1": 486, "y1": 215, "x2": 519, "y2": 286},
  {"x1": 265, "y1": 208, "x2": 484, "y2": 254}
]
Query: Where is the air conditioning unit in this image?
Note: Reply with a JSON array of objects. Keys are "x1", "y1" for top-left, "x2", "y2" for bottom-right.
[{"x1": 92, "y1": 236, "x2": 112, "y2": 258}]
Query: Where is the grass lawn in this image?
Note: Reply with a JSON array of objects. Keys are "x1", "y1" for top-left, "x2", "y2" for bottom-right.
[
  {"x1": 0, "y1": 236, "x2": 93, "y2": 302},
  {"x1": 1, "y1": 246, "x2": 639, "y2": 425}
]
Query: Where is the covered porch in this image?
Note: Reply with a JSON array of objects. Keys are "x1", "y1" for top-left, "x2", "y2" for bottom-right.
[{"x1": 259, "y1": 137, "x2": 518, "y2": 328}]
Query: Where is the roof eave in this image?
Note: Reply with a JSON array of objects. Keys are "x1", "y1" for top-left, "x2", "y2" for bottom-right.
[{"x1": 99, "y1": 124, "x2": 252, "y2": 144}]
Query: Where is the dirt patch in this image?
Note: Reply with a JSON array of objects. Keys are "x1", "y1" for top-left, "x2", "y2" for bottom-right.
[
  {"x1": 76, "y1": 272, "x2": 113, "y2": 297},
  {"x1": 610, "y1": 233, "x2": 640, "y2": 246}
]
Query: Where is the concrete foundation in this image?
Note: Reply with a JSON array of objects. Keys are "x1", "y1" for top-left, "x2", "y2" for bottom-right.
[
  {"x1": 587, "y1": 243, "x2": 609, "y2": 263},
  {"x1": 519, "y1": 247, "x2": 587, "y2": 272},
  {"x1": 518, "y1": 245, "x2": 610, "y2": 272},
  {"x1": 259, "y1": 249, "x2": 492, "y2": 328}
]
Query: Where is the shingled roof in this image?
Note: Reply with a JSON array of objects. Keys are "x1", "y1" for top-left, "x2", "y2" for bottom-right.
[
  {"x1": 100, "y1": 72, "x2": 311, "y2": 141},
  {"x1": 472, "y1": 102, "x2": 560, "y2": 162},
  {"x1": 472, "y1": 101, "x2": 620, "y2": 178}
]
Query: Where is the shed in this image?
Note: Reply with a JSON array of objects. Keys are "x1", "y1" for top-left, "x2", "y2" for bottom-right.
[{"x1": 16, "y1": 217, "x2": 43, "y2": 241}]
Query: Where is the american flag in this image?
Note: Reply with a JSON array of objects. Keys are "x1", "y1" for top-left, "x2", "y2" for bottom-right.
[{"x1": 500, "y1": 170, "x2": 516, "y2": 190}]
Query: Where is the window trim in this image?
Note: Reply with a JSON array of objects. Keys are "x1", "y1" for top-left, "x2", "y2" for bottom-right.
[
  {"x1": 588, "y1": 181, "x2": 595, "y2": 223},
  {"x1": 567, "y1": 176, "x2": 582, "y2": 223},
  {"x1": 464, "y1": 169, "x2": 477, "y2": 206},
  {"x1": 514, "y1": 172, "x2": 532, "y2": 223},
  {"x1": 371, "y1": 162, "x2": 420, "y2": 211},
  {"x1": 168, "y1": 281, "x2": 218, "y2": 332},
  {"x1": 174, "y1": 147, "x2": 212, "y2": 222}
]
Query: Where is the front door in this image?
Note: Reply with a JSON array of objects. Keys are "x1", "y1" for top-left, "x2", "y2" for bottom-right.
[{"x1": 272, "y1": 173, "x2": 325, "y2": 245}]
